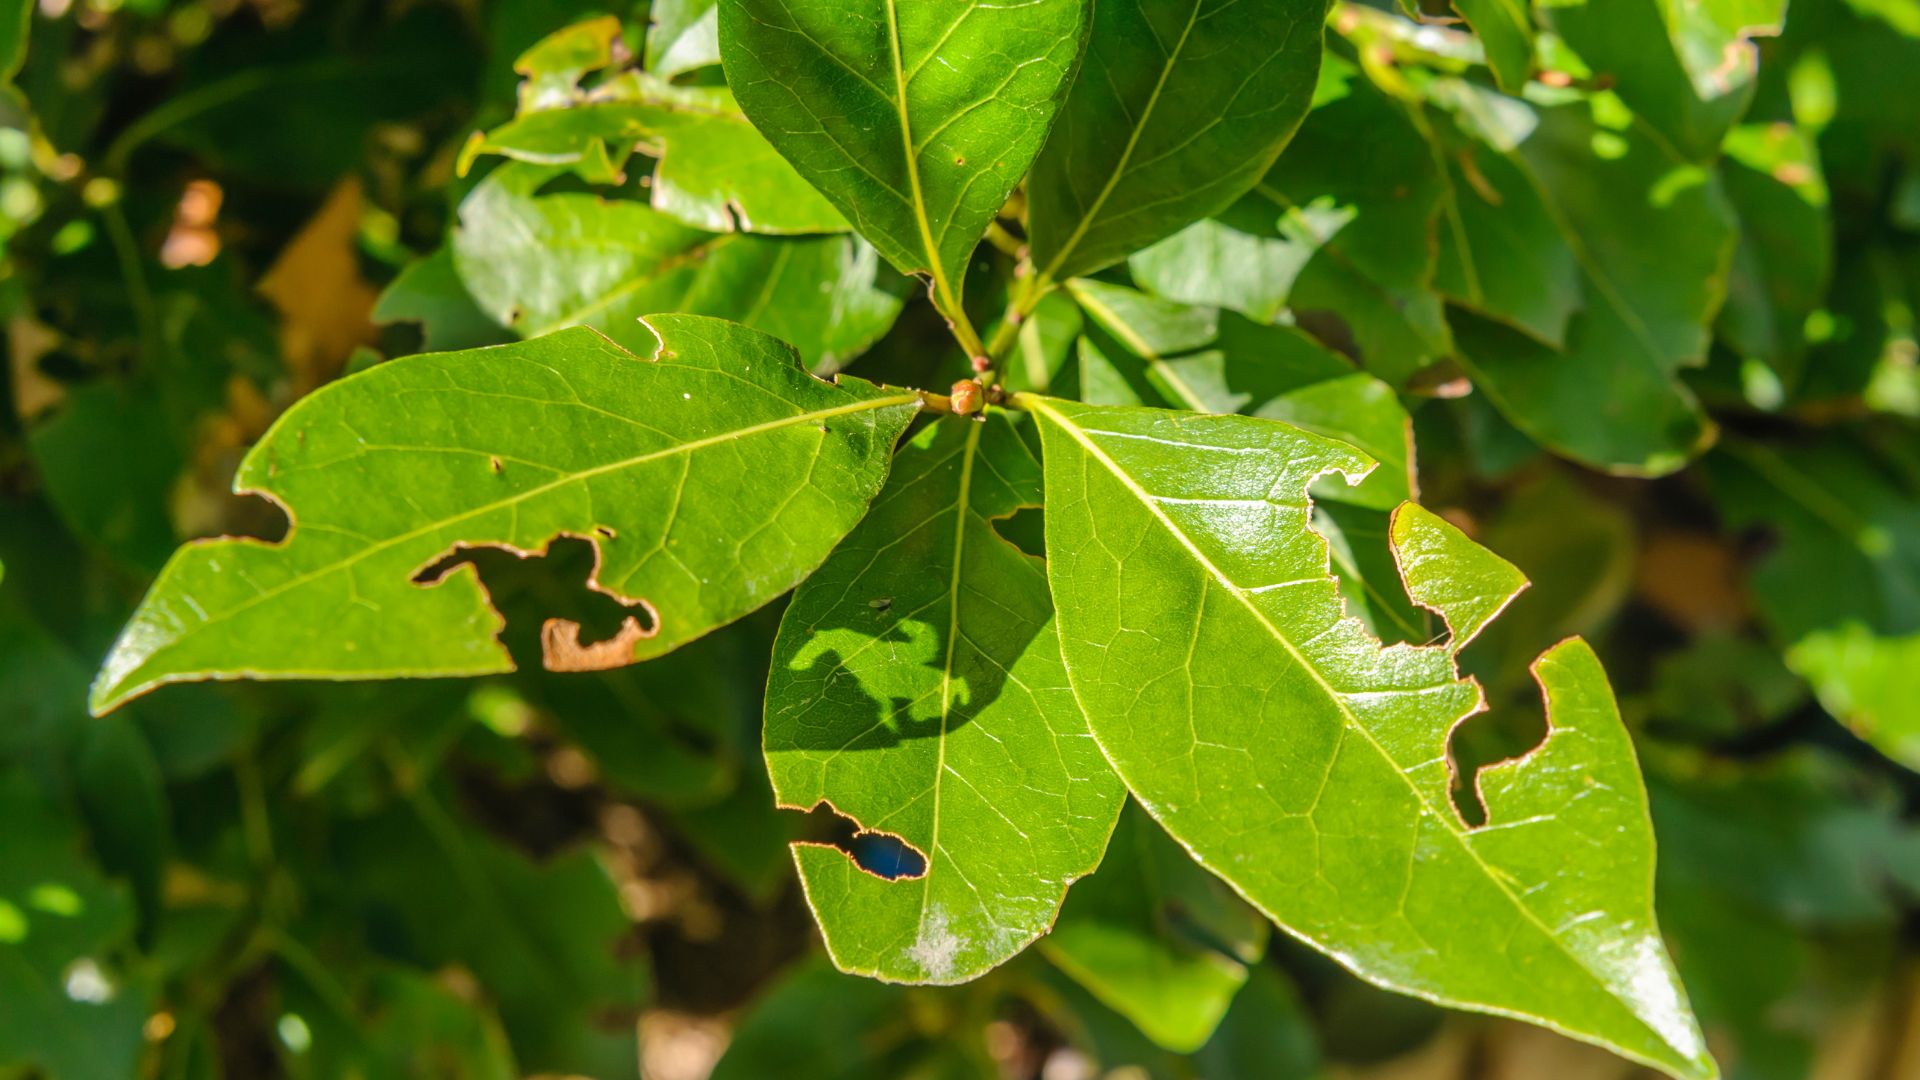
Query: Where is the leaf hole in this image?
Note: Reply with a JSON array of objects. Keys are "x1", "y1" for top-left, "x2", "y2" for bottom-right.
[
  {"x1": 990, "y1": 507, "x2": 1045, "y2": 559},
  {"x1": 410, "y1": 535, "x2": 657, "y2": 671},
  {"x1": 1447, "y1": 693, "x2": 1548, "y2": 827},
  {"x1": 788, "y1": 802, "x2": 927, "y2": 881}
]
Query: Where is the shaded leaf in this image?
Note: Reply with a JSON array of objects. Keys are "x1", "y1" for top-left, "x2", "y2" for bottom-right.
[
  {"x1": 1452, "y1": 0, "x2": 1532, "y2": 93},
  {"x1": 767, "y1": 412, "x2": 1123, "y2": 982},
  {"x1": 91, "y1": 317, "x2": 920, "y2": 713},
  {"x1": 452, "y1": 162, "x2": 903, "y2": 371},
  {"x1": 337, "y1": 790, "x2": 643, "y2": 1076},
  {"x1": 1023, "y1": 395, "x2": 1714, "y2": 1078},
  {"x1": 1026, "y1": 0, "x2": 1328, "y2": 283},
  {"x1": 1132, "y1": 62, "x2": 1451, "y2": 385},
  {"x1": 0, "y1": 773, "x2": 149, "y2": 1080},
  {"x1": 373, "y1": 247, "x2": 514, "y2": 354},
  {"x1": 1543, "y1": 0, "x2": 1783, "y2": 162},
  {"x1": 466, "y1": 73, "x2": 848, "y2": 234},
  {"x1": 1435, "y1": 82, "x2": 1731, "y2": 474},
  {"x1": 1042, "y1": 802, "x2": 1267, "y2": 1052}
]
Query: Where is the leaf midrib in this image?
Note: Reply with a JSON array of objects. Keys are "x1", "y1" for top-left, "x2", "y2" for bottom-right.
[
  {"x1": 110, "y1": 390, "x2": 922, "y2": 697},
  {"x1": 1028, "y1": 397, "x2": 1669, "y2": 1051},
  {"x1": 1038, "y1": 0, "x2": 1206, "y2": 284},
  {"x1": 882, "y1": 0, "x2": 964, "y2": 330},
  {"x1": 920, "y1": 417, "x2": 983, "y2": 940}
]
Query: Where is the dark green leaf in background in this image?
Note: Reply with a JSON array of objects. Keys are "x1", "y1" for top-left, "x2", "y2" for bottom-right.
[{"x1": 1042, "y1": 802, "x2": 1268, "y2": 1053}]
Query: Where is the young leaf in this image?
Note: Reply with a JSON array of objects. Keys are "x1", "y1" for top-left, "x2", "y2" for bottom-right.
[
  {"x1": 90, "y1": 317, "x2": 921, "y2": 714},
  {"x1": 1026, "y1": 0, "x2": 1328, "y2": 283},
  {"x1": 718, "y1": 0, "x2": 1087, "y2": 351},
  {"x1": 766, "y1": 412, "x2": 1124, "y2": 983},
  {"x1": 1041, "y1": 802, "x2": 1268, "y2": 1053},
  {"x1": 453, "y1": 163, "x2": 902, "y2": 371},
  {"x1": 1023, "y1": 395, "x2": 1716, "y2": 1080}
]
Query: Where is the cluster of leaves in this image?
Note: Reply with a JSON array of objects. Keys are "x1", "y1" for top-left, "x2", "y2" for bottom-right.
[{"x1": 3, "y1": 1, "x2": 1920, "y2": 1079}]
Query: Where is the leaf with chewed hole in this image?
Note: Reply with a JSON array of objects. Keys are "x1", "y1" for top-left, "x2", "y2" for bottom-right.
[
  {"x1": 89, "y1": 316, "x2": 920, "y2": 714},
  {"x1": 1023, "y1": 394, "x2": 1716, "y2": 1080},
  {"x1": 766, "y1": 411, "x2": 1123, "y2": 983}
]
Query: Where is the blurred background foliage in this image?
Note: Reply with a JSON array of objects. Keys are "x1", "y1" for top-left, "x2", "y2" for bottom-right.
[{"x1": 1, "y1": 0, "x2": 1919, "y2": 1078}]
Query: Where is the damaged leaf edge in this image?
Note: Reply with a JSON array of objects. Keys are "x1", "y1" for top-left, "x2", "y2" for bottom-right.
[
  {"x1": 89, "y1": 319, "x2": 926, "y2": 715},
  {"x1": 1023, "y1": 395, "x2": 1715, "y2": 1079}
]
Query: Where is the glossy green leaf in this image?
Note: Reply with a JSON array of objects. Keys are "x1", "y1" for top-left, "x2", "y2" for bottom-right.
[
  {"x1": 1024, "y1": 395, "x2": 1714, "y2": 1079},
  {"x1": 465, "y1": 73, "x2": 848, "y2": 234},
  {"x1": 90, "y1": 317, "x2": 921, "y2": 713},
  {"x1": 452, "y1": 162, "x2": 903, "y2": 371},
  {"x1": 1041, "y1": 802, "x2": 1267, "y2": 1053},
  {"x1": 1066, "y1": 279, "x2": 1415, "y2": 511},
  {"x1": 719, "y1": 0, "x2": 1087, "y2": 349},
  {"x1": 1026, "y1": 0, "x2": 1328, "y2": 283},
  {"x1": 1389, "y1": 502, "x2": 1528, "y2": 650},
  {"x1": 766, "y1": 411, "x2": 1124, "y2": 983}
]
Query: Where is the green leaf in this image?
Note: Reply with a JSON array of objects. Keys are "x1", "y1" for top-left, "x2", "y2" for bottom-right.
[
  {"x1": 766, "y1": 411, "x2": 1124, "y2": 983},
  {"x1": 1789, "y1": 626, "x2": 1920, "y2": 768},
  {"x1": 1433, "y1": 82, "x2": 1732, "y2": 475},
  {"x1": 1065, "y1": 279, "x2": 1415, "y2": 511},
  {"x1": 453, "y1": 162, "x2": 903, "y2": 371},
  {"x1": 0, "y1": 773, "x2": 149, "y2": 1080},
  {"x1": 336, "y1": 789, "x2": 643, "y2": 1076},
  {"x1": 1389, "y1": 502, "x2": 1528, "y2": 650},
  {"x1": 1041, "y1": 802, "x2": 1267, "y2": 1053},
  {"x1": 374, "y1": 247, "x2": 515, "y2": 354},
  {"x1": 464, "y1": 73, "x2": 849, "y2": 235},
  {"x1": 1026, "y1": 0, "x2": 1328, "y2": 283},
  {"x1": 1542, "y1": 0, "x2": 1783, "y2": 162},
  {"x1": 710, "y1": 960, "x2": 917, "y2": 1080},
  {"x1": 1708, "y1": 434, "x2": 1920, "y2": 770},
  {"x1": 719, "y1": 0, "x2": 1087, "y2": 351},
  {"x1": 1023, "y1": 395, "x2": 1715, "y2": 1079},
  {"x1": 1130, "y1": 61, "x2": 1451, "y2": 384},
  {"x1": 1715, "y1": 123, "x2": 1831, "y2": 395},
  {"x1": 90, "y1": 317, "x2": 921, "y2": 714},
  {"x1": 1452, "y1": 0, "x2": 1532, "y2": 93},
  {"x1": 647, "y1": 0, "x2": 722, "y2": 78}
]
